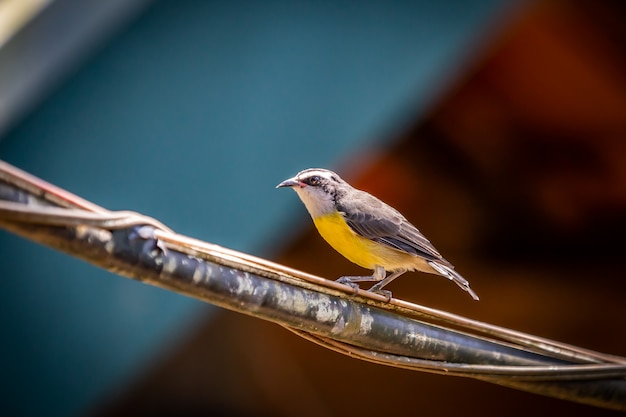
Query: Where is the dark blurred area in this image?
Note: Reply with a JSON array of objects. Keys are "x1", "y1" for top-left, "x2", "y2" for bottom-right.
[
  {"x1": 91, "y1": 1, "x2": 626, "y2": 416},
  {"x1": 1, "y1": 0, "x2": 625, "y2": 416}
]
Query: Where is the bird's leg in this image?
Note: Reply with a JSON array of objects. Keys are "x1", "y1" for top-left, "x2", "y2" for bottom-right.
[
  {"x1": 336, "y1": 265, "x2": 386, "y2": 293},
  {"x1": 368, "y1": 269, "x2": 407, "y2": 300}
]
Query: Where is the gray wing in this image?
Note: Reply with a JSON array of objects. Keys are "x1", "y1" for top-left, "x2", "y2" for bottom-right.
[{"x1": 336, "y1": 189, "x2": 443, "y2": 261}]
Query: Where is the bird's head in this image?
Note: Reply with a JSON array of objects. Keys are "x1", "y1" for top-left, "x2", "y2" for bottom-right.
[{"x1": 276, "y1": 168, "x2": 346, "y2": 217}]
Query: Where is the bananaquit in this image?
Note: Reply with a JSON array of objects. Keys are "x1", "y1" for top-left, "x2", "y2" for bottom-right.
[{"x1": 277, "y1": 168, "x2": 479, "y2": 301}]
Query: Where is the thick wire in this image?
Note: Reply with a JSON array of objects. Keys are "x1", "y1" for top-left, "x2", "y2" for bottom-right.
[{"x1": 1, "y1": 160, "x2": 626, "y2": 411}]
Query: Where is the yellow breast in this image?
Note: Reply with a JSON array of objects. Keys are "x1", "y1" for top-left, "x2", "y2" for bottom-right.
[{"x1": 312, "y1": 211, "x2": 422, "y2": 271}]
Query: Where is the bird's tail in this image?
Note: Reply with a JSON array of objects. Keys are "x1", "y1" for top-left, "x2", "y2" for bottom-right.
[{"x1": 428, "y1": 261, "x2": 479, "y2": 301}]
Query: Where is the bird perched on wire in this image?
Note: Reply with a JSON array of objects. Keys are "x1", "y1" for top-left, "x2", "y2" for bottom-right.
[{"x1": 277, "y1": 168, "x2": 479, "y2": 301}]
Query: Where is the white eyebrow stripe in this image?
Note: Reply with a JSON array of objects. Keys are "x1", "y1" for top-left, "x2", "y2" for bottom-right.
[{"x1": 297, "y1": 169, "x2": 337, "y2": 181}]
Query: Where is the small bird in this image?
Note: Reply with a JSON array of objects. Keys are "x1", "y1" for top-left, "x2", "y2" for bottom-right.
[{"x1": 277, "y1": 168, "x2": 479, "y2": 301}]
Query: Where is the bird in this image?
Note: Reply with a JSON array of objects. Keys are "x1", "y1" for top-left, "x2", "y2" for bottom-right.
[{"x1": 276, "y1": 168, "x2": 479, "y2": 301}]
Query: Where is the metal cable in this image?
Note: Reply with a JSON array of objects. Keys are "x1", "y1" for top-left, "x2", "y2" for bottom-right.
[{"x1": 1, "y1": 160, "x2": 625, "y2": 411}]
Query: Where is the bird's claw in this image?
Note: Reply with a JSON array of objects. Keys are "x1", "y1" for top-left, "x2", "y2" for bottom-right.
[
  {"x1": 336, "y1": 277, "x2": 360, "y2": 295},
  {"x1": 369, "y1": 288, "x2": 393, "y2": 302}
]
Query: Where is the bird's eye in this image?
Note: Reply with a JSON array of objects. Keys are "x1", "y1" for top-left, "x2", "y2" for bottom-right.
[{"x1": 308, "y1": 176, "x2": 321, "y2": 186}]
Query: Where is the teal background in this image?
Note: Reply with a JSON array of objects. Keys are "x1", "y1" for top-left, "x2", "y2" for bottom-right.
[{"x1": 0, "y1": 1, "x2": 513, "y2": 415}]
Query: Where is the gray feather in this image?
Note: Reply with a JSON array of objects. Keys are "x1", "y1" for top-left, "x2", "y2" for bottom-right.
[
  {"x1": 336, "y1": 188, "x2": 444, "y2": 262},
  {"x1": 428, "y1": 261, "x2": 480, "y2": 300}
]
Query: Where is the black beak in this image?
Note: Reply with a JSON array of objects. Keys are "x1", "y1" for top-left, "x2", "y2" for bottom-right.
[{"x1": 276, "y1": 177, "x2": 300, "y2": 188}]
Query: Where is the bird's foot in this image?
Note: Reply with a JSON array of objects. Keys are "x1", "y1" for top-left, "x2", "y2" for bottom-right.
[
  {"x1": 369, "y1": 288, "x2": 392, "y2": 302},
  {"x1": 336, "y1": 277, "x2": 361, "y2": 295}
]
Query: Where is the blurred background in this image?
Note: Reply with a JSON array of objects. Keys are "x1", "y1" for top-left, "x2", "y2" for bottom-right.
[{"x1": 1, "y1": 0, "x2": 625, "y2": 415}]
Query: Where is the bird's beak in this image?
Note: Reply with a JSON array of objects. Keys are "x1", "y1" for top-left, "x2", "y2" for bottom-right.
[{"x1": 276, "y1": 177, "x2": 300, "y2": 188}]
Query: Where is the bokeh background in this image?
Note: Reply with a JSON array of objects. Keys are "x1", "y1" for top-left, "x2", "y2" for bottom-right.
[{"x1": 1, "y1": 0, "x2": 625, "y2": 415}]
